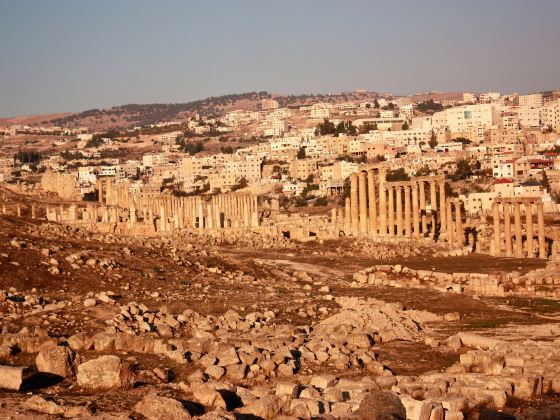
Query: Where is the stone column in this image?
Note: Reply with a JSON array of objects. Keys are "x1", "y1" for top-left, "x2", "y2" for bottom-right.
[
  {"x1": 207, "y1": 203, "x2": 214, "y2": 230},
  {"x1": 159, "y1": 206, "x2": 166, "y2": 232},
  {"x1": 439, "y1": 181, "x2": 447, "y2": 232},
  {"x1": 358, "y1": 172, "x2": 368, "y2": 234},
  {"x1": 455, "y1": 201, "x2": 462, "y2": 247},
  {"x1": 492, "y1": 202, "x2": 501, "y2": 256},
  {"x1": 420, "y1": 181, "x2": 427, "y2": 234},
  {"x1": 17, "y1": 204, "x2": 21, "y2": 217},
  {"x1": 337, "y1": 207, "x2": 344, "y2": 226},
  {"x1": 514, "y1": 202, "x2": 523, "y2": 258},
  {"x1": 379, "y1": 171, "x2": 387, "y2": 236},
  {"x1": 244, "y1": 196, "x2": 249, "y2": 227},
  {"x1": 367, "y1": 170, "x2": 377, "y2": 236},
  {"x1": 404, "y1": 185, "x2": 411, "y2": 238},
  {"x1": 197, "y1": 202, "x2": 204, "y2": 229},
  {"x1": 350, "y1": 174, "x2": 359, "y2": 234},
  {"x1": 396, "y1": 185, "x2": 403, "y2": 237},
  {"x1": 148, "y1": 208, "x2": 153, "y2": 229},
  {"x1": 412, "y1": 182, "x2": 420, "y2": 239},
  {"x1": 446, "y1": 202, "x2": 454, "y2": 246},
  {"x1": 129, "y1": 206, "x2": 136, "y2": 227},
  {"x1": 344, "y1": 197, "x2": 351, "y2": 232},
  {"x1": 98, "y1": 180, "x2": 104, "y2": 203},
  {"x1": 430, "y1": 181, "x2": 437, "y2": 212},
  {"x1": 387, "y1": 186, "x2": 394, "y2": 237},
  {"x1": 525, "y1": 201, "x2": 534, "y2": 258},
  {"x1": 331, "y1": 208, "x2": 337, "y2": 225},
  {"x1": 31, "y1": 203, "x2": 36, "y2": 219},
  {"x1": 216, "y1": 198, "x2": 223, "y2": 228},
  {"x1": 504, "y1": 202, "x2": 512, "y2": 257},
  {"x1": 537, "y1": 202, "x2": 546, "y2": 259}
]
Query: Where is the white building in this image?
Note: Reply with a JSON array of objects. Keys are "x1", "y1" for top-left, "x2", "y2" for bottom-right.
[
  {"x1": 143, "y1": 153, "x2": 166, "y2": 168},
  {"x1": 310, "y1": 103, "x2": 332, "y2": 119},
  {"x1": 263, "y1": 119, "x2": 287, "y2": 137},
  {"x1": 432, "y1": 104, "x2": 499, "y2": 132},
  {"x1": 434, "y1": 142, "x2": 464, "y2": 153},
  {"x1": 541, "y1": 100, "x2": 560, "y2": 130},
  {"x1": 518, "y1": 93, "x2": 543, "y2": 109},
  {"x1": 261, "y1": 98, "x2": 279, "y2": 111},
  {"x1": 517, "y1": 107, "x2": 541, "y2": 127},
  {"x1": 77, "y1": 166, "x2": 97, "y2": 185},
  {"x1": 463, "y1": 93, "x2": 477, "y2": 103}
]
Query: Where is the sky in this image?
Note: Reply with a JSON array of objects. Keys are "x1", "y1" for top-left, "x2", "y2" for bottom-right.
[{"x1": 1, "y1": 0, "x2": 559, "y2": 117}]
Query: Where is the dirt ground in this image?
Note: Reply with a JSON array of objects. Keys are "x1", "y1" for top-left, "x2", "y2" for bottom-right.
[{"x1": 0, "y1": 214, "x2": 559, "y2": 418}]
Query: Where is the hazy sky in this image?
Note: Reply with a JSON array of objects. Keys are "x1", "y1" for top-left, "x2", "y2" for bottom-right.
[{"x1": 1, "y1": 0, "x2": 559, "y2": 117}]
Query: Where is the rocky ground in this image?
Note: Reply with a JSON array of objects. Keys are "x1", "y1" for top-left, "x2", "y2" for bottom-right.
[{"x1": 0, "y1": 214, "x2": 560, "y2": 419}]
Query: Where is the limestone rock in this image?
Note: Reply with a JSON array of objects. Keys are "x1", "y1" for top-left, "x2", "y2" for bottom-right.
[
  {"x1": 36, "y1": 346, "x2": 75, "y2": 378},
  {"x1": 0, "y1": 365, "x2": 26, "y2": 390},
  {"x1": 76, "y1": 355, "x2": 134, "y2": 390},
  {"x1": 133, "y1": 394, "x2": 192, "y2": 420},
  {"x1": 237, "y1": 396, "x2": 285, "y2": 419},
  {"x1": 24, "y1": 395, "x2": 65, "y2": 415},
  {"x1": 356, "y1": 391, "x2": 407, "y2": 420}
]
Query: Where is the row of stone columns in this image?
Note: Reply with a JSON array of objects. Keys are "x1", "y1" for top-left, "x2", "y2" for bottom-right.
[
  {"x1": 492, "y1": 199, "x2": 547, "y2": 259},
  {"x1": 342, "y1": 170, "x2": 449, "y2": 240},
  {"x1": 446, "y1": 200, "x2": 464, "y2": 248},
  {"x1": 127, "y1": 192, "x2": 260, "y2": 233},
  {"x1": 97, "y1": 178, "x2": 131, "y2": 208},
  {"x1": 39, "y1": 190, "x2": 261, "y2": 235}
]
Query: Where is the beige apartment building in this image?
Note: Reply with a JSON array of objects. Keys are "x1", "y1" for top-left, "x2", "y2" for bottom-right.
[
  {"x1": 518, "y1": 93, "x2": 543, "y2": 108},
  {"x1": 541, "y1": 100, "x2": 560, "y2": 131},
  {"x1": 517, "y1": 106, "x2": 541, "y2": 127},
  {"x1": 261, "y1": 98, "x2": 279, "y2": 111},
  {"x1": 463, "y1": 92, "x2": 477, "y2": 103},
  {"x1": 208, "y1": 157, "x2": 262, "y2": 192},
  {"x1": 289, "y1": 159, "x2": 318, "y2": 180}
]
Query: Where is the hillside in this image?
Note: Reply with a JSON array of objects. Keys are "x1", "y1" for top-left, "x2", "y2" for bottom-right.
[
  {"x1": 0, "y1": 90, "x2": 478, "y2": 134},
  {"x1": 1, "y1": 91, "x2": 389, "y2": 132}
]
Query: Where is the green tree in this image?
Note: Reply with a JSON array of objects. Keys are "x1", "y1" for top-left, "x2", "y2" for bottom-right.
[
  {"x1": 359, "y1": 122, "x2": 378, "y2": 134},
  {"x1": 386, "y1": 168, "x2": 410, "y2": 182},
  {"x1": 416, "y1": 99, "x2": 443, "y2": 113},
  {"x1": 297, "y1": 146, "x2": 307, "y2": 159},
  {"x1": 338, "y1": 177, "x2": 351, "y2": 205},
  {"x1": 402, "y1": 121, "x2": 409, "y2": 130},
  {"x1": 231, "y1": 177, "x2": 248, "y2": 191},
  {"x1": 315, "y1": 119, "x2": 335, "y2": 136},
  {"x1": 428, "y1": 130, "x2": 438, "y2": 149},
  {"x1": 452, "y1": 137, "x2": 471, "y2": 145},
  {"x1": 416, "y1": 166, "x2": 431, "y2": 176},
  {"x1": 373, "y1": 99, "x2": 380, "y2": 109},
  {"x1": 314, "y1": 197, "x2": 328, "y2": 206}
]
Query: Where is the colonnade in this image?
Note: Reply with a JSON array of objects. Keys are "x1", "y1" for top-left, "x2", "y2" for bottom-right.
[
  {"x1": 95, "y1": 178, "x2": 259, "y2": 232},
  {"x1": 492, "y1": 198, "x2": 547, "y2": 259},
  {"x1": 339, "y1": 170, "x2": 453, "y2": 242}
]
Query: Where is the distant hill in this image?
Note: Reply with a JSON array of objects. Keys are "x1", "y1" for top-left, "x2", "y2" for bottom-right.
[{"x1": 1, "y1": 90, "x2": 391, "y2": 131}]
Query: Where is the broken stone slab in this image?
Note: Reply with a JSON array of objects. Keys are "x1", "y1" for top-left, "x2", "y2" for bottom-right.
[
  {"x1": 236, "y1": 395, "x2": 290, "y2": 419},
  {"x1": 36, "y1": 346, "x2": 75, "y2": 378},
  {"x1": 455, "y1": 333, "x2": 503, "y2": 350},
  {"x1": 76, "y1": 355, "x2": 134, "y2": 390},
  {"x1": 24, "y1": 395, "x2": 65, "y2": 416},
  {"x1": 133, "y1": 394, "x2": 192, "y2": 420},
  {"x1": 0, "y1": 365, "x2": 28, "y2": 390},
  {"x1": 190, "y1": 383, "x2": 227, "y2": 410},
  {"x1": 356, "y1": 391, "x2": 407, "y2": 420}
]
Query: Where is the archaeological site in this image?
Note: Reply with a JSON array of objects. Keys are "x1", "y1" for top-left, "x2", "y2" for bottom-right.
[{"x1": 1, "y1": 157, "x2": 560, "y2": 420}]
